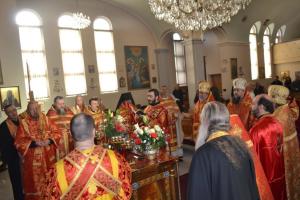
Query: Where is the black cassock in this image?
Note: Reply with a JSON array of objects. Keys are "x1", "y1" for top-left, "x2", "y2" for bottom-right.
[
  {"x1": 0, "y1": 121, "x2": 23, "y2": 200},
  {"x1": 188, "y1": 135, "x2": 260, "y2": 200}
]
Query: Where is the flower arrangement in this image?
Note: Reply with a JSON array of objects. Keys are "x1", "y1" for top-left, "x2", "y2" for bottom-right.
[
  {"x1": 131, "y1": 124, "x2": 166, "y2": 152},
  {"x1": 100, "y1": 110, "x2": 127, "y2": 139}
]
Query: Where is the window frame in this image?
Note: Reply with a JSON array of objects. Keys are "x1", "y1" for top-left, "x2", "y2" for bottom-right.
[
  {"x1": 16, "y1": 10, "x2": 50, "y2": 100},
  {"x1": 173, "y1": 33, "x2": 187, "y2": 86},
  {"x1": 58, "y1": 14, "x2": 87, "y2": 96},
  {"x1": 93, "y1": 17, "x2": 118, "y2": 94},
  {"x1": 249, "y1": 25, "x2": 259, "y2": 80}
]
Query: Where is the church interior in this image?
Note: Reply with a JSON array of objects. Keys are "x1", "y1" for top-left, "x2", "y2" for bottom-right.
[{"x1": 1, "y1": 0, "x2": 300, "y2": 199}]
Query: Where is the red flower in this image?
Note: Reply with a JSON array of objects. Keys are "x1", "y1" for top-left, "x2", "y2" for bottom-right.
[
  {"x1": 134, "y1": 138, "x2": 142, "y2": 145},
  {"x1": 150, "y1": 133, "x2": 158, "y2": 139},
  {"x1": 115, "y1": 123, "x2": 125, "y2": 132},
  {"x1": 131, "y1": 133, "x2": 138, "y2": 139}
]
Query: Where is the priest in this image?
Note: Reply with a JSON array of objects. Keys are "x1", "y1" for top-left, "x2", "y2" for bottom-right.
[
  {"x1": 42, "y1": 113, "x2": 132, "y2": 199},
  {"x1": 250, "y1": 94, "x2": 286, "y2": 200},
  {"x1": 144, "y1": 89, "x2": 169, "y2": 138},
  {"x1": 268, "y1": 85, "x2": 300, "y2": 200},
  {"x1": 193, "y1": 81, "x2": 215, "y2": 141},
  {"x1": 47, "y1": 96, "x2": 74, "y2": 158},
  {"x1": 159, "y1": 85, "x2": 183, "y2": 157},
  {"x1": 116, "y1": 92, "x2": 138, "y2": 131},
  {"x1": 71, "y1": 95, "x2": 86, "y2": 114},
  {"x1": 229, "y1": 114, "x2": 274, "y2": 200},
  {"x1": 15, "y1": 101, "x2": 61, "y2": 200},
  {"x1": 85, "y1": 97, "x2": 105, "y2": 131},
  {"x1": 189, "y1": 102, "x2": 259, "y2": 200},
  {"x1": 227, "y1": 78, "x2": 253, "y2": 130},
  {"x1": 0, "y1": 104, "x2": 24, "y2": 200}
]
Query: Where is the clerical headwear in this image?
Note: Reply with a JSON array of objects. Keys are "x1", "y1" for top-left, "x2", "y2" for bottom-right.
[
  {"x1": 232, "y1": 78, "x2": 247, "y2": 90},
  {"x1": 198, "y1": 81, "x2": 211, "y2": 93},
  {"x1": 268, "y1": 85, "x2": 289, "y2": 105}
]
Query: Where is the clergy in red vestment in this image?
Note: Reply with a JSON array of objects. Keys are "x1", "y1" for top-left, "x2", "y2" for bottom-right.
[
  {"x1": 159, "y1": 85, "x2": 184, "y2": 157},
  {"x1": 144, "y1": 89, "x2": 170, "y2": 139},
  {"x1": 227, "y1": 78, "x2": 253, "y2": 130},
  {"x1": 193, "y1": 81, "x2": 215, "y2": 141},
  {"x1": 249, "y1": 94, "x2": 286, "y2": 200},
  {"x1": 47, "y1": 96, "x2": 74, "y2": 158},
  {"x1": 85, "y1": 97, "x2": 105, "y2": 131},
  {"x1": 116, "y1": 92, "x2": 138, "y2": 131},
  {"x1": 71, "y1": 95, "x2": 86, "y2": 114},
  {"x1": 229, "y1": 114, "x2": 274, "y2": 200},
  {"x1": 42, "y1": 113, "x2": 132, "y2": 200},
  {"x1": 268, "y1": 85, "x2": 300, "y2": 200},
  {"x1": 15, "y1": 101, "x2": 61, "y2": 200}
]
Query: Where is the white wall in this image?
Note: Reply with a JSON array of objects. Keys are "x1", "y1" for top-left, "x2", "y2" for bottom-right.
[{"x1": 0, "y1": 0, "x2": 160, "y2": 122}]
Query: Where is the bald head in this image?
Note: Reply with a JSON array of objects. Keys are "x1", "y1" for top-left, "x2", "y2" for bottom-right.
[{"x1": 70, "y1": 113, "x2": 95, "y2": 142}]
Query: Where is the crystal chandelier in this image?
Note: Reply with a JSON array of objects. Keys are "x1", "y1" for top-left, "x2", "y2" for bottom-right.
[
  {"x1": 72, "y1": 12, "x2": 91, "y2": 29},
  {"x1": 148, "y1": 0, "x2": 252, "y2": 31}
]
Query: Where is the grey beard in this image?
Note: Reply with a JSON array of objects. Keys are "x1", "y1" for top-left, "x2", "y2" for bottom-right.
[{"x1": 57, "y1": 108, "x2": 66, "y2": 115}]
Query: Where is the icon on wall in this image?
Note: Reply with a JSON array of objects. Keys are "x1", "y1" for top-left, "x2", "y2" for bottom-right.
[
  {"x1": 124, "y1": 46, "x2": 150, "y2": 90},
  {"x1": 119, "y1": 76, "x2": 126, "y2": 88},
  {"x1": 0, "y1": 86, "x2": 21, "y2": 110}
]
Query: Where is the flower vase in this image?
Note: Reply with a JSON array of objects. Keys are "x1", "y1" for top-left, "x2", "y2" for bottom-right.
[{"x1": 143, "y1": 148, "x2": 158, "y2": 160}]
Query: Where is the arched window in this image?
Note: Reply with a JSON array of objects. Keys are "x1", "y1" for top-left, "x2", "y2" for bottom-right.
[
  {"x1": 16, "y1": 10, "x2": 49, "y2": 99},
  {"x1": 263, "y1": 27, "x2": 272, "y2": 78},
  {"x1": 275, "y1": 25, "x2": 286, "y2": 44},
  {"x1": 249, "y1": 25, "x2": 259, "y2": 80},
  {"x1": 93, "y1": 17, "x2": 118, "y2": 93},
  {"x1": 173, "y1": 33, "x2": 187, "y2": 86},
  {"x1": 58, "y1": 14, "x2": 87, "y2": 96}
]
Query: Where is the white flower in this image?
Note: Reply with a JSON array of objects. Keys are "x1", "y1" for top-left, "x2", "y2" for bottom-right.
[
  {"x1": 144, "y1": 127, "x2": 150, "y2": 133},
  {"x1": 154, "y1": 125, "x2": 161, "y2": 132},
  {"x1": 137, "y1": 128, "x2": 144, "y2": 135},
  {"x1": 134, "y1": 124, "x2": 140, "y2": 130},
  {"x1": 116, "y1": 115, "x2": 124, "y2": 122},
  {"x1": 149, "y1": 128, "x2": 155, "y2": 134}
]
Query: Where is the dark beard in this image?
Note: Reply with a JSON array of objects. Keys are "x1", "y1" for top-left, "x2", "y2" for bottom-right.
[
  {"x1": 149, "y1": 101, "x2": 160, "y2": 106},
  {"x1": 232, "y1": 96, "x2": 241, "y2": 104},
  {"x1": 251, "y1": 108, "x2": 259, "y2": 118}
]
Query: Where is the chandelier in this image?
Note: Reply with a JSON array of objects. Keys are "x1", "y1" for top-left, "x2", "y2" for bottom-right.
[
  {"x1": 148, "y1": 0, "x2": 252, "y2": 31},
  {"x1": 72, "y1": 12, "x2": 91, "y2": 29}
]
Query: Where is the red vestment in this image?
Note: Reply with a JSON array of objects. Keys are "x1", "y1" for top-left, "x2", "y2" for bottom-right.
[
  {"x1": 46, "y1": 106, "x2": 74, "y2": 158},
  {"x1": 118, "y1": 102, "x2": 137, "y2": 131},
  {"x1": 273, "y1": 100, "x2": 300, "y2": 200},
  {"x1": 15, "y1": 113, "x2": 61, "y2": 200},
  {"x1": 227, "y1": 92, "x2": 253, "y2": 130},
  {"x1": 230, "y1": 114, "x2": 274, "y2": 200},
  {"x1": 85, "y1": 106, "x2": 105, "y2": 131},
  {"x1": 193, "y1": 93, "x2": 215, "y2": 141},
  {"x1": 159, "y1": 96, "x2": 180, "y2": 153},
  {"x1": 250, "y1": 115, "x2": 286, "y2": 200},
  {"x1": 144, "y1": 103, "x2": 169, "y2": 139},
  {"x1": 42, "y1": 145, "x2": 132, "y2": 200}
]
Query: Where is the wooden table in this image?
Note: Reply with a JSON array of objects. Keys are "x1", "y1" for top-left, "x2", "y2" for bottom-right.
[{"x1": 127, "y1": 150, "x2": 180, "y2": 200}]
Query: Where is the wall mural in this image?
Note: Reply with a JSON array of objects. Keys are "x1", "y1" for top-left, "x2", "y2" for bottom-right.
[{"x1": 124, "y1": 46, "x2": 150, "y2": 90}]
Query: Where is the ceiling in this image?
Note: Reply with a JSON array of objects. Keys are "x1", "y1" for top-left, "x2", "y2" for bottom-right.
[{"x1": 103, "y1": 0, "x2": 300, "y2": 42}]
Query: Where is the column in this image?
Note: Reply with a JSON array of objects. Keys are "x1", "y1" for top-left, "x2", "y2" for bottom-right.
[{"x1": 183, "y1": 39, "x2": 206, "y2": 107}]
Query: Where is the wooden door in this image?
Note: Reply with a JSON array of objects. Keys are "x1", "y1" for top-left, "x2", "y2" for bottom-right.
[{"x1": 210, "y1": 74, "x2": 222, "y2": 94}]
